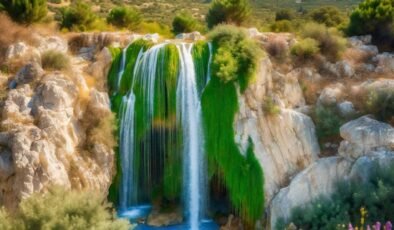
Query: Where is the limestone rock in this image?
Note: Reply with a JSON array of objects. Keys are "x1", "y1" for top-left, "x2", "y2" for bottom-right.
[
  {"x1": 337, "y1": 101, "x2": 356, "y2": 117},
  {"x1": 374, "y1": 52, "x2": 394, "y2": 73},
  {"x1": 15, "y1": 62, "x2": 44, "y2": 85},
  {"x1": 317, "y1": 83, "x2": 345, "y2": 106},
  {"x1": 175, "y1": 32, "x2": 204, "y2": 41},
  {"x1": 338, "y1": 116, "x2": 394, "y2": 159},
  {"x1": 37, "y1": 36, "x2": 68, "y2": 54}
]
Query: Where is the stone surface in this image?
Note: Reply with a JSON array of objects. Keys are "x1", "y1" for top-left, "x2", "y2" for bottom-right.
[
  {"x1": 15, "y1": 62, "x2": 44, "y2": 85},
  {"x1": 338, "y1": 116, "x2": 394, "y2": 159},
  {"x1": 337, "y1": 101, "x2": 356, "y2": 117},
  {"x1": 236, "y1": 58, "x2": 320, "y2": 203},
  {"x1": 37, "y1": 36, "x2": 68, "y2": 54},
  {"x1": 374, "y1": 52, "x2": 394, "y2": 73},
  {"x1": 317, "y1": 83, "x2": 345, "y2": 106}
]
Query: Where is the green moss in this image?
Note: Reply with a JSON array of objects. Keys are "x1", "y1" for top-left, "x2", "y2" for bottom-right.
[
  {"x1": 201, "y1": 75, "x2": 264, "y2": 225},
  {"x1": 119, "y1": 39, "x2": 154, "y2": 95},
  {"x1": 107, "y1": 47, "x2": 122, "y2": 94},
  {"x1": 192, "y1": 41, "x2": 211, "y2": 96}
]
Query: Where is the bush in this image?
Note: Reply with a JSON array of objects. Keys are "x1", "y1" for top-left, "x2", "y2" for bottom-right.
[
  {"x1": 0, "y1": 0, "x2": 47, "y2": 24},
  {"x1": 41, "y1": 50, "x2": 70, "y2": 71},
  {"x1": 172, "y1": 12, "x2": 202, "y2": 34},
  {"x1": 208, "y1": 25, "x2": 262, "y2": 91},
  {"x1": 59, "y1": 1, "x2": 97, "y2": 31},
  {"x1": 276, "y1": 163, "x2": 394, "y2": 230},
  {"x1": 275, "y1": 9, "x2": 296, "y2": 21},
  {"x1": 107, "y1": 6, "x2": 142, "y2": 30},
  {"x1": 270, "y1": 20, "x2": 294, "y2": 32},
  {"x1": 300, "y1": 22, "x2": 347, "y2": 61},
  {"x1": 290, "y1": 38, "x2": 320, "y2": 60},
  {"x1": 0, "y1": 187, "x2": 130, "y2": 230},
  {"x1": 365, "y1": 89, "x2": 394, "y2": 124},
  {"x1": 347, "y1": 0, "x2": 394, "y2": 50},
  {"x1": 264, "y1": 37, "x2": 289, "y2": 60},
  {"x1": 206, "y1": 0, "x2": 251, "y2": 29},
  {"x1": 308, "y1": 6, "x2": 346, "y2": 27},
  {"x1": 313, "y1": 105, "x2": 344, "y2": 141},
  {"x1": 263, "y1": 96, "x2": 281, "y2": 116}
]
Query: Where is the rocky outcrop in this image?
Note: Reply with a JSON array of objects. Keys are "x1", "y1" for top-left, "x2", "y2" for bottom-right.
[
  {"x1": 236, "y1": 58, "x2": 320, "y2": 203},
  {"x1": 269, "y1": 116, "x2": 394, "y2": 228},
  {"x1": 0, "y1": 36, "x2": 115, "y2": 210}
]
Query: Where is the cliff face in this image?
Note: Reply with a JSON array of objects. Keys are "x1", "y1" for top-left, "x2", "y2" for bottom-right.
[{"x1": 0, "y1": 34, "x2": 117, "y2": 210}]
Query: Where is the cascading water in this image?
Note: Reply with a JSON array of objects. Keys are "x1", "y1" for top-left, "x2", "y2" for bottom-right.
[
  {"x1": 111, "y1": 40, "x2": 213, "y2": 229},
  {"x1": 177, "y1": 43, "x2": 206, "y2": 230}
]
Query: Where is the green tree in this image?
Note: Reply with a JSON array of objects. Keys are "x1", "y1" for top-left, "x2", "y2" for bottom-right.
[
  {"x1": 172, "y1": 12, "x2": 202, "y2": 34},
  {"x1": 348, "y1": 0, "x2": 394, "y2": 50},
  {"x1": 206, "y1": 0, "x2": 251, "y2": 29},
  {"x1": 0, "y1": 0, "x2": 47, "y2": 24},
  {"x1": 275, "y1": 8, "x2": 296, "y2": 21},
  {"x1": 59, "y1": 1, "x2": 96, "y2": 31},
  {"x1": 308, "y1": 6, "x2": 346, "y2": 27},
  {"x1": 107, "y1": 6, "x2": 142, "y2": 30}
]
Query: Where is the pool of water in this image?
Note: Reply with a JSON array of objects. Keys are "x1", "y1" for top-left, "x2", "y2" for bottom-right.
[{"x1": 118, "y1": 206, "x2": 219, "y2": 230}]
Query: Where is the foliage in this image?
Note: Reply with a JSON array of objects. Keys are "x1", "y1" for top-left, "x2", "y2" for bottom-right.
[
  {"x1": 0, "y1": 187, "x2": 130, "y2": 230},
  {"x1": 277, "y1": 163, "x2": 394, "y2": 230},
  {"x1": 192, "y1": 41, "x2": 211, "y2": 96},
  {"x1": 275, "y1": 8, "x2": 296, "y2": 21},
  {"x1": 313, "y1": 105, "x2": 344, "y2": 142},
  {"x1": 263, "y1": 96, "x2": 281, "y2": 116},
  {"x1": 308, "y1": 6, "x2": 346, "y2": 27},
  {"x1": 0, "y1": 0, "x2": 47, "y2": 24},
  {"x1": 300, "y1": 22, "x2": 347, "y2": 61},
  {"x1": 172, "y1": 12, "x2": 202, "y2": 34},
  {"x1": 365, "y1": 89, "x2": 394, "y2": 124},
  {"x1": 208, "y1": 25, "x2": 261, "y2": 92},
  {"x1": 138, "y1": 21, "x2": 173, "y2": 38},
  {"x1": 59, "y1": 1, "x2": 98, "y2": 31},
  {"x1": 264, "y1": 37, "x2": 289, "y2": 60},
  {"x1": 347, "y1": 0, "x2": 394, "y2": 50},
  {"x1": 107, "y1": 6, "x2": 142, "y2": 30},
  {"x1": 41, "y1": 50, "x2": 70, "y2": 71},
  {"x1": 206, "y1": 0, "x2": 251, "y2": 29},
  {"x1": 290, "y1": 38, "x2": 320, "y2": 60},
  {"x1": 270, "y1": 20, "x2": 294, "y2": 32}
]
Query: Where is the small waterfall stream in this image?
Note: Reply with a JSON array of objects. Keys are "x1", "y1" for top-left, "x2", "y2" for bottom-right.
[{"x1": 113, "y1": 41, "x2": 213, "y2": 229}]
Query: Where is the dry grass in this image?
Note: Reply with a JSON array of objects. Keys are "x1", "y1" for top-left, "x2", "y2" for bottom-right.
[
  {"x1": 264, "y1": 37, "x2": 289, "y2": 60},
  {"x1": 88, "y1": 112, "x2": 117, "y2": 149}
]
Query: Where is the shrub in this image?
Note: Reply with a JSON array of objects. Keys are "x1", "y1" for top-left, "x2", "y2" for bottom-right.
[
  {"x1": 347, "y1": 0, "x2": 394, "y2": 50},
  {"x1": 277, "y1": 163, "x2": 394, "y2": 230},
  {"x1": 313, "y1": 105, "x2": 344, "y2": 141},
  {"x1": 41, "y1": 50, "x2": 70, "y2": 71},
  {"x1": 0, "y1": 187, "x2": 130, "y2": 230},
  {"x1": 290, "y1": 38, "x2": 320, "y2": 61},
  {"x1": 275, "y1": 9, "x2": 296, "y2": 21},
  {"x1": 300, "y1": 22, "x2": 347, "y2": 61},
  {"x1": 264, "y1": 37, "x2": 289, "y2": 60},
  {"x1": 172, "y1": 12, "x2": 202, "y2": 34},
  {"x1": 138, "y1": 21, "x2": 172, "y2": 38},
  {"x1": 0, "y1": 0, "x2": 47, "y2": 24},
  {"x1": 270, "y1": 20, "x2": 294, "y2": 32},
  {"x1": 308, "y1": 6, "x2": 346, "y2": 27},
  {"x1": 208, "y1": 25, "x2": 262, "y2": 91},
  {"x1": 365, "y1": 89, "x2": 394, "y2": 124},
  {"x1": 107, "y1": 6, "x2": 142, "y2": 30},
  {"x1": 206, "y1": 0, "x2": 251, "y2": 29},
  {"x1": 59, "y1": 1, "x2": 97, "y2": 31},
  {"x1": 263, "y1": 96, "x2": 281, "y2": 116}
]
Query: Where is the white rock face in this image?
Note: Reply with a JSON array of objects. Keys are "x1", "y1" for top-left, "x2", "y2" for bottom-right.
[
  {"x1": 317, "y1": 83, "x2": 345, "y2": 106},
  {"x1": 338, "y1": 116, "x2": 394, "y2": 159},
  {"x1": 269, "y1": 151, "x2": 394, "y2": 228},
  {"x1": 235, "y1": 58, "x2": 320, "y2": 203},
  {"x1": 37, "y1": 36, "x2": 68, "y2": 54},
  {"x1": 0, "y1": 58, "x2": 114, "y2": 210},
  {"x1": 337, "y1": 101, "x2": 356, "y2": 117}
]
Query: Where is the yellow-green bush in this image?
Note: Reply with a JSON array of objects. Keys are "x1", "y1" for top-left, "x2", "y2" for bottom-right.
[
  {"x1": 0, "y1": 187, "x2": 130, "y2": 230},
  {"x1": 107, "y1": 6, "x2": 142, "y2": 30},
  {"x1": 41, "y1": 50, "x2": 70, "y2": 71},
  {"x1": 206, "y1": 0, "x2": 251, "y2": 29},
  {"x1": 1, "y1": 0, "x2": 47, "y2": 24},
  {"x1": 172, "y1": 12, "x2": 204, "y2": 34},
  {"x1": 308, "y1": 6, "x2": 346, "y2": 27},
  {"x1": 291, "y1": 38, "x2": 320, "y2": 60}
]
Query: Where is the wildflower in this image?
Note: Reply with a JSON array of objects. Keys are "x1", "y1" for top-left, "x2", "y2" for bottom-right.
[{"x1": 386, "y1": 221, "x2": 392, "y2": 230}]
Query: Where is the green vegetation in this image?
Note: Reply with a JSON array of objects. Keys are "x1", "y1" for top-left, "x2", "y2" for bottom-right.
[
  {"x1": 313, "y1": 105, "x2": 344, "y2": 141},
  {"x1": 206, "y1": 0, "x2": 251, "y2": 29},
  {"x1": 0, "y1": 187, "x2": 129, "y2": 230},
  {"x1": 59, "y1": 1, "x2": 99, "y2": 31},
  {"x1": 275, "y1": 9, "x2": 296, "y2": 21},
  {"x1": 208, "y1": 25, "x2": 261, "y2": 92},
  {"x1": 263, "y1": 96, "x2": 281, "y2": 116},
  {"x1": 347, "y1": 0, "x2": 394, "y2": 50},
  {"x1": 290, "y1": 38, "x2": 320, "y2": 61},
  {"x1": 365, "y1": 89, "x2": 394, "y2": 124},
  {"x1": 300, "y1": 22, "x2": 347, "y2": 61},
  {"x1": 276, "y1": 162, "x2": 394, "y2": 230},
  {"x1": 0, "y1": 0, "x2": 47, "y2": 24},
  {"x1": 41, "y1": 50, "x2": 70, "y2": 71},
  {"x1": 201, "y1": 25, "x2": 264, "y2": 226},
  {"x1": 107, "y1": 6, "x2": 142, "y2": 30},
  {"x1": 270, "y1": 20, "x2": 294, "y2": 32},
  {"x1": 308, "y1": 6, "x2": 346, "y2": 27},
  {"x1": 172, "y1": 12, "x2": 203, "y2": 34},
  {"x1": 192, "y1": 41, "x2": 211, "y2": 96}
]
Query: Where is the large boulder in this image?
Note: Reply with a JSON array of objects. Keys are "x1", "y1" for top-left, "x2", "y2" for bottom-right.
[
  {"x1": 317, "y1": 83, "x2": 345, "y2": 106},
  {"x1": 15, "y1": 62, "x2": 44, "y2": 85},
  {"x1": 339, "y1": 116, "x2": 394, "y2": 159}
]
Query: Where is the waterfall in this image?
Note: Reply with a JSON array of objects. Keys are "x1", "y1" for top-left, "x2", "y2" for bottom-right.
[
  {"x1": 113, "y1": 40, "x2": 211, "y2": 228},
  {"x1": 177, "y1": 43, "x2": 206, "y2": 230}
]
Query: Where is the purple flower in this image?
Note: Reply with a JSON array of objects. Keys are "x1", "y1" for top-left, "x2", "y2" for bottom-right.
[
  {"x1": 349, "y1": 223, "x2": 354, "y2": 230},
  {"x1": 385, "y1": 221, "x2": 392, "y2": 230},
  {"x1": 375, "y1": 222, "x2": 381, "y2": 230}
]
